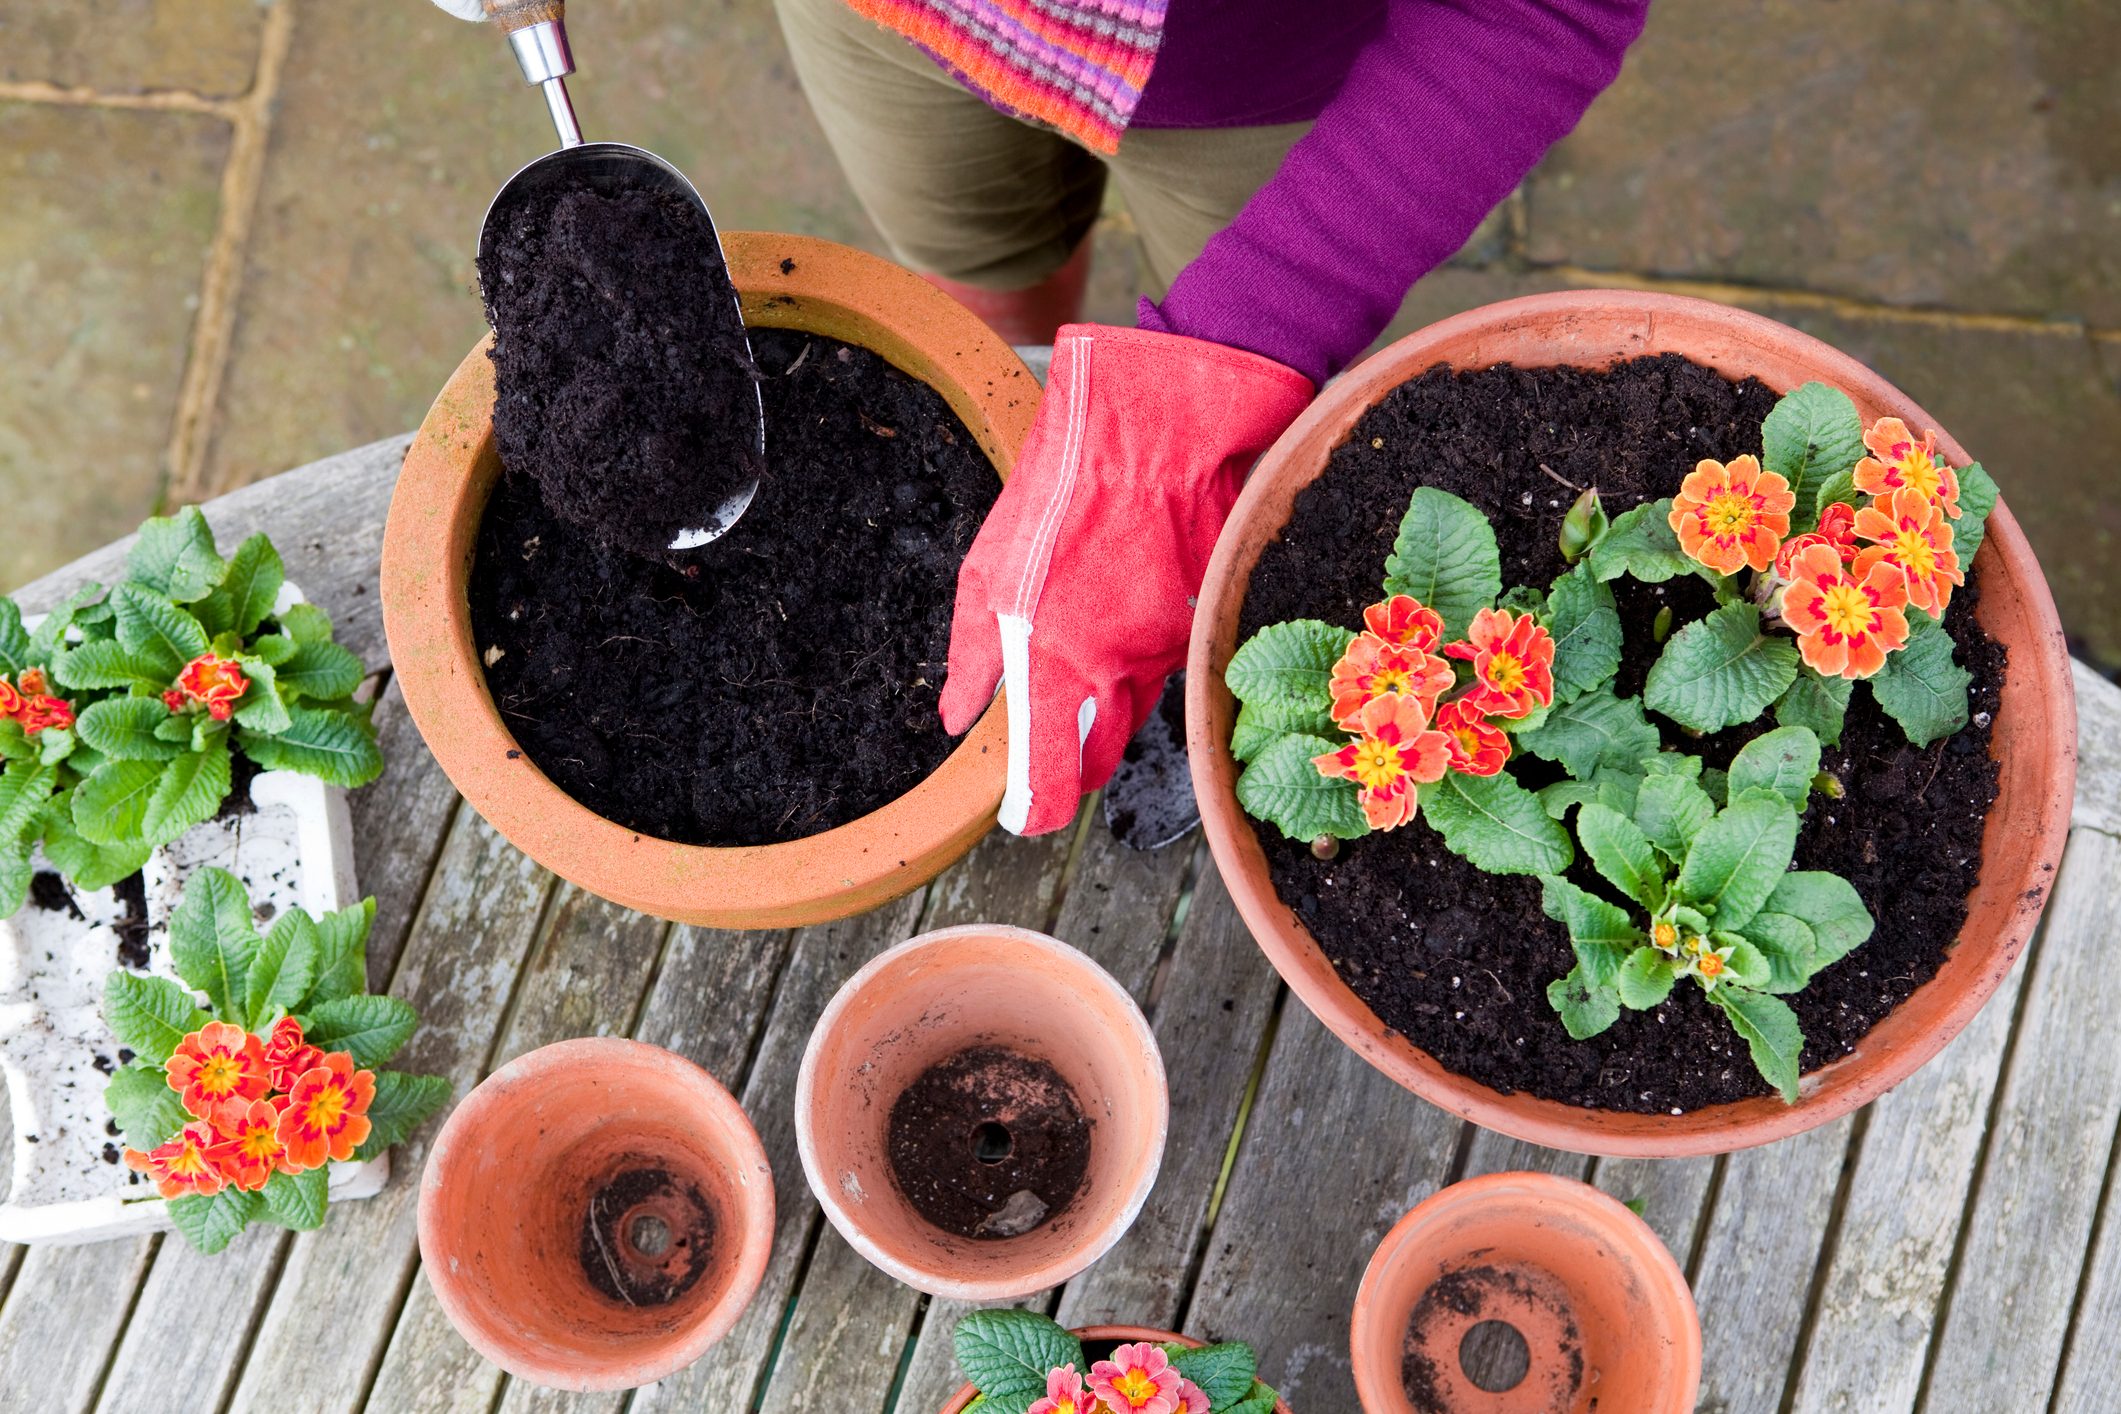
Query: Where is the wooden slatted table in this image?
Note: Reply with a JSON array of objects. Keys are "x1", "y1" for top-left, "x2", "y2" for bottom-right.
[{"x1": 3, "y1": 434, "x2": 2118, "y2": 1414}]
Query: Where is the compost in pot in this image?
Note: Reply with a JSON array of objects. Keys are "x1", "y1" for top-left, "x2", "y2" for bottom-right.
[{"x1": 886, "y1": 1045, "x2": 1091, "y2": 1240}]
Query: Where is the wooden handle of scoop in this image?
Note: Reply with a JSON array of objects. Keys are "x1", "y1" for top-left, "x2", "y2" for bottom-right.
[{"x1": 483, "y1": 0, "x2": 564, "y2": 33}]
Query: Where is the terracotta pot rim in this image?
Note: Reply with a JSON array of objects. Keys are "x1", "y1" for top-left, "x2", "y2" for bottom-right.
[
  {"x1": 1350, "y1": 1171, "x2": 1701, "y2": 1413},
  {"x1": 936, "y1": 1326, "x2": 1296, "y2": 1414},
  {"x1": 795, "y1": 924, "x2": 1170, "y2": 1301},
  {"x1": 415, "y1": 1037, "x2": 775, "y2": 1391},
  {"x1": 1188, "y1": 288, "x2": 2077, "y2": 1157},
  {"x1": 381, "y1": 233, "x2": 1033, "y2": 928}
]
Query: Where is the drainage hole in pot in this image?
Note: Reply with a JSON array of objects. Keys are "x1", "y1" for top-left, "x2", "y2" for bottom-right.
[
  {"x1": 887, "y1": 1046, "x2": 1090, "y2": 1241},
  {"x1": 626, "y1": 1212, "x2": 674, "y2": 1258},
  {"x1": 578, "y1": 1166, "x2": 716, "y2": 1308},
  {"x1": 1459, "y1": 1320, "x2": 1530, "y2": 1393}
]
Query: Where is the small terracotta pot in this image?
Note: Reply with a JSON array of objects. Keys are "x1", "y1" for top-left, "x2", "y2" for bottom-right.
[
  {"x1": 1189, "y1": 290, "x2": 2077, "y2": 1156},
  {"x1": 937, "y1": 1327, "x2": 1296, "y2": 1414},
  {"x1": 1351, "y1": 1172, "x2": 1699, "y2": 1413},
  {"x1": 795, "y1": 925, "x2": 1167, "y2": 1300},
  {"x1": 382, "y1": 234, "x2": 1035, "y2": 928},
  {"x1": 416, "y1": 1038, "x2": 774, "y2": 1391}
]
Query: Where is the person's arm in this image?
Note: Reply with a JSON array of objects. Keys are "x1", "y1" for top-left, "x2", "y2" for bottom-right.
[{"x1": 1139, "y1": 0, "x2": 1653, "y2": 384}]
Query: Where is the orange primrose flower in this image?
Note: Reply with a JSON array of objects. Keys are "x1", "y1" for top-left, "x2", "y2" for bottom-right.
[
  {"x1": 1854, "y1": 417, "x2": 1960, "y2": 518},
  {"x1": 1668, "y1": 455, "x2": 1796, "y2": 576},
  {"x1": 17, "y1": 694, "x2": 73, "y2": 736},
  {"x1": 1852, "y1": 487, "x2": 1963, "y2": 616},
  {"x1": 1434, "y1": 698, "x2": 1510, "y2": 777},
  {"x1": 1443, "y1": 607, "x2": 1555, "y2": 720},
  {"x1": 206, "y1": 1097, "x2": 295, "y2": 1191},
  {"x1": 1778, "y1": 542, "x2": 1912, "y2": 680},
  {"x1": 264, "y1": 1017, "x2": 326, "y2": 1094},
  {"x1": 124, "y1": 1121, "x2": 226, "y2": 1200},
  {"x1": 1028, "y1": 1366, "x2": 1095, "y2": 1414},
  {"x1": 1313, "y1": 692, "x2": 1453, "y2": 832},
  {"x1": 17, "y1": 668, "x2": 47, "y2": 696},
  {"x1": 166, "y1": 653, "x2": 250, "y2": 721},
  {"x1": 1327, "y1": 633, "x2": 1454, "y2": 729},
  {"x1": 1362, "y1": 594, "x2": 1445, "y2": 652},
  {"x1": 1774, "y1": 501, "x2": 1860, "y2": 579},
  {"x1": 0, "y1": 679, "x2": 20, "y2": 717},
  {"x1": 165, "y1": 1021, "x2": 272, "y2": 1132},
  {"x1": 1089, "y1": 1342, "x2": 1184, "y2": 1414},
  {"x1": 276, "y1": 1051, "x2": 375, "y2": 1171}
]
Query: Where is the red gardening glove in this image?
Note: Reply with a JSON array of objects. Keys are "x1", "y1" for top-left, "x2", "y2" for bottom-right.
[{"x1": 940, "y1": 324, "x2": 1314, "y2": 835}]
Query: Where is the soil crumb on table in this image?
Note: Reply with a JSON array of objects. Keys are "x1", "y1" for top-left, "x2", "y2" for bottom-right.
[
  {"x1": 578, "y1": 1165, "x2": 717, "y2": 1307},
  {"x1": 479, "y1": 174, "x2": 763, "y2": 558},
  {"x1": 886, "y1": 1046, "x2": 1091, "y2": 1240},
  {"x1": 471, "y1": 328, "x2": 998, "y2": 847},
  {"x1": 1240, "y1": 354, "x2": 2003, "y2": 1113}
]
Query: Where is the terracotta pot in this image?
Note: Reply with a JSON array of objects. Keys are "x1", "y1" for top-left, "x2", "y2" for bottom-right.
[
  {"x1": 937, "y1": 1327, "x2": 1296, "y2": 1414},
  {"x1": 1351, "y1": 1172, "x2": 1699, "y2": 1413},
  {"x1": 382, "y1": 234, "x2": 1033, "y2": 928},
  {"x1": 796, "y1": 924, "x2": 1167, "y2": 1300},
  {"x1": 416, "y1": 1037, "x2": 774, "y2": 1391},
  {"x1": 1189, "y1": 290, "x2": 2076, "y2": 1157}
]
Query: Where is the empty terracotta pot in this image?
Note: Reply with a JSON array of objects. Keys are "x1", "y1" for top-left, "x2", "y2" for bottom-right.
[
  {"x1": 382, "y1": 234, "x2": 1033, "y2": 928},
  {"x1": 417, "y1": 1037, "x2": 774, "y2": 1391},
  {"x1": 796, "y1": 924, "x2": 1167, "y2": 1300},
  {"x1": 938, "y1": 1327, "x2": 1295, "y2": 1414},
  {"x1": 1189, "y1": 289, "x2": 2076, "y2": 1156},
  {"x1": 1352, "y1": 1172, "x2": 1699, "y2": 1413}
]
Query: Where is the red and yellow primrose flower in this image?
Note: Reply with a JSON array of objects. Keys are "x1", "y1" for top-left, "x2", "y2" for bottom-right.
[
  {"x1": 1089, "y1": 1343, "x2": 1185, "y2": 1414},
  {"x1": 1777, "y1": 541, "x2": 1911, "y2": 681},
  {"x1": 164, "y1": 1020, "x2": 271, "y2": 1133},
  {"x1": 1852, "y1": 486, "x2": 1962, "y2": 616},
  {"x1": 1327, "y1": 631, "x2": 1454, "y2": 728},
  {"x1": 1854, "y1": 417, "x2": 1960, "y2": 518},
  {"x1": 125, "y1": 1121, "x2": 226, "y2": 1200},
  {"x1": 1668, "y1": 455, "x2": 1796, "y2": 577},
  {"x1": 1313, "y1": 692, "x2": 1453, "y2": 832},
  {"x1": 163, "y1": 653, "x2": 249, "y2": 721},
  {"x1": 1444, "y1": 607, "x2": 1555, "y2": 721},
  {"x1": 277, "y1": 1050, "x2": 376, "y2": 1171},
  {"x1": 1, "y1": 668, "x2": 75, "y2": 737}
]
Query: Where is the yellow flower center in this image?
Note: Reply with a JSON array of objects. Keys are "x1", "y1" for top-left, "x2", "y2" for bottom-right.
[
  {"x1": 1817, "y1": 583, "x2": 1877, "y2": 637},
  {"x1": 1652, "y1": 920, "x2": 1679, "y2": 951},
  {"x1": 1698, "y1": 953, "x2": 1725, "y2": 977},
  {"x1": 1487, "y1": 652, "x2": 1526, "y2": 694},
  {"x1": 172, "y1": 1140, "x2": 212, "y2": 1177},
  {"x1": 1898, "y1": 453, "x2": 1942, "y2": 499},
  {"x1": 302, "y1": 1084, "x2": 349, "y2": 1134},
  {"x1": 1113, "y1": 1371, "x2": 1157, "y2": 1406},
  {"x1": 1450, "y1": 725, "x2": 1480, "y2": 756},
  {"x1": 1892, "y1": 527, "x2": 1936, "y2": 578},
  {"x1": 198, "y1": 1053, "x2": 244, "y2": 1097},
  {"x1": 1350, "y1": 737, "x2": 1406, "y2": 791},
  {"x1": 1705, "y1": 490, "x2": 1757, "y2": 536},
  {"x1": 239, "y1": 1126, "x2": 281, "y2": 1161},
  {"x1": 1372, "y1": 665, "x2": 1416, "y2": 695}
]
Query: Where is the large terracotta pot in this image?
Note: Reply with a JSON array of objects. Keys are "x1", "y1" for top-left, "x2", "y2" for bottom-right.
[
  {"x1": 937, "y1": 1327, "x2": 1296, "y2": 1414},
  {"x1": 1351, "y1": 1172, "x2": 1699, "y2": 1413},
  {"x1": 795, "y1": 925, "x2": 1167, "y2": 1300},
  {"x1": 416, "y1": 1038, "x2": 774, "y2": 1391},
  {"x1": 1189, "y1": 290, "x2": 2076, "y2": 1157},
  {"x1": 382, "y1": 234, "x2": 1032, "y2": 928}
]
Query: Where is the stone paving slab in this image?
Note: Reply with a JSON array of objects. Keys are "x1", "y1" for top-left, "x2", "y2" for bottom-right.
[
  {"x1": 0, "y1": 0, "x2": 264, "y2": 99},
  {"x1": 0, "y1": 100, "x2": 230, "y2": 590}
]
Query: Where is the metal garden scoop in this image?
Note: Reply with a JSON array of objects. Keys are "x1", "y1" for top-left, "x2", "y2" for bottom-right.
[{"x1": 465, "y1": 0, "x2": 764, "y2": 550}]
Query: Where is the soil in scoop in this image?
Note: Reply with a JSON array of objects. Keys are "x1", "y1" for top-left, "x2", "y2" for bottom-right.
[
  {"x1": 479, "y1": 173, "x2": 763, "y2": 559},
  {"x1": 1400, "y1": 1265, "x2": 1582, "y2": 1413},
  {"x1": 578, "y1": 1165, "x2": 717, "y2": 1307},
  {"x1": 886, "y1": 1046, "x2": 1091, "y2": 1240},
  {"x1": 1240, "y1": 354, "x2": 2004, "y2": 1113},
  {"x1": 470, "y1": 327, "x2": 998, "y2": 846}
]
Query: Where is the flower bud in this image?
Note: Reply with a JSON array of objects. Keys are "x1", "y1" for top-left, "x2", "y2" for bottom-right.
[{"x1": 1558, "y1": 487, "x2": 1608, "y2": 563}]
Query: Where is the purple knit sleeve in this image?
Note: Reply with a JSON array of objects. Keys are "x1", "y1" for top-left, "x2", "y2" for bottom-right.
[{"x1": 1137, "y1": 0, "x2": 1651, "y2": 385}]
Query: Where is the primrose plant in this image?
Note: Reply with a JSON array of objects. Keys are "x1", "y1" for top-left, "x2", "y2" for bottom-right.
[{"x1": 953, "y1": 1309, "x2": 1279, "y2": 1414}]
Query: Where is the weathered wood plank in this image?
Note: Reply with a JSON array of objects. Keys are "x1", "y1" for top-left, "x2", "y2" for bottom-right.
[
  {"x1": 1784, "y1": 937, "x2": 2030, "y2": 1414},
  {"x1": 2072, "y1": 661, "x2": 2121, "y2": 837},
  {"x1": 224, "y1": 812, "x2": 557, "y2": 1414},
  {"x1": 94, "y1": 1229, "x2": 290, "y2": 1413},
  {"x1": 1687, "y1": 1116, "x2": 1854, "y2": 1414},
  {"x1": 0, "y1": 1236, "x2": 156, "y2": 1411},
  {"x1": 10, "y1": 436, "x2": 410, "y2": 674},
  {"x1": 1459, "y1": 1129, "x2": 1591, "y2": 1179},
  {"x1": 363, "y1": 884, "x2": 670, "y2": 1412},
  {"x1": 348, "y1": 678, "x2": 462, "y2": 987},
  {"x1": 1920, "y1": 829, "x2": 2121, "y2": 1411},
  {"x1": 1184, "y1": 1002, "x2": 1464, "y2": 1409},
  {"x1": 2056, "y1": 1171, "x2": 2121, "y2": 1414},
  {"x1": 1587, "y1": 1156, "x2": 1715, "y2": 1275}
]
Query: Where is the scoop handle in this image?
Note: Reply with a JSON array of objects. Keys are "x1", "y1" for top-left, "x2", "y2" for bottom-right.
[
  {"x1": 483, "y1": 0, "x2": 565, "y2": 32},
  {"x1": 487, "y1": 0, "x2": 583, "y2": 147}
]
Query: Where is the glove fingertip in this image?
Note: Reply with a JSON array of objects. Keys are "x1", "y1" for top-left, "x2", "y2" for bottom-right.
[{"x1": 938, "y1": 665, "x2": 999, "y2": 736}]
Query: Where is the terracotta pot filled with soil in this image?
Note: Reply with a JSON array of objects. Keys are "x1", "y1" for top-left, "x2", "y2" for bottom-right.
[
  {"x1": 417, "y1": 1037, "x2": 773, "y2": 1391},
  {"x1": 1351, "y1": 1172, "x2": 1698, "y2": 1413},
  {"x1": 937, "y1": 1328, "x2": 1295, "y2": 1414},
  {"x1": 1189, "y1": 291, "x2": 2075, "y2": 1156},
  {"x1": 795, "y1": 925, "x2": 1167, "y2": 1300},
  {"x1": 382, "y1": 229, "x2": 1033, "y2": 928}
]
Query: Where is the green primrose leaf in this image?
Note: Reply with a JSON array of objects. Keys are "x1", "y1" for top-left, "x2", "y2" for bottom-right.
[
  {"x1": 51, "y1": 639, "x2": 171, "y2": 692},
  {"x1": 71, "y1": 758, "x2": 166, "y2": 847},
  {"x1": 1762, "y1": 383, "x2": 1865, "y2": 522},
  {"x1": 141, "y1": 734, "x2": 232, "y2": 847},
  {"x1": 26, "y1": 582, "x2": 108, "y2": 666},
  {"x1": 1577, "y1": 803, "x2": 1666, "y2": 911},
  {"x1": 105, "y1": 1064, "x2": 190, "y2": 1152},
  {"x1": 1743, "y1": 871, "x2": 1875, "y2": 992},
  {"x1": 1231, "y1": 704, "x2": 1286, "y2": 764},
  {"x1": 232, "y1": 656, "x2": 292, "y2": 734},
  {"x1": 75, "y1": 697, "x2": 183, "y2": 762},
  {"x1": 237, "y1": 705, "x2": 383, "y2": 788},
  {"x1": 111, "y1": 583, "x2": 208, "y2": 676},
  {"x1": 1235, "y1": 733, "x2": 1368, "y2": 842},
  {"x1": 302, "y1": 897, "x2": 376, "y2": 1010},
  {"x1": 1536, "y1": 874, "x2": 1641, "y2": 987},
  {"x1": 169, "y1": 866, "x2": 260, "y2": 1017},
  {"x1": 276, "y1": 601, "x2": 335, "y2": 646},
  {"x1": 260, "y1": 1166, "x2": 330, "y2": 1231},
  {"x1": 0, "y1": 845, "x2": 27, "y2": 919},
  {"x1": 38, "y1": 795, "x2": 150, "y2": 890},
  {"x1": 1953, "y1": 462, "x2": 1999, "y2": 568},
  {"x1": 1170, "y1": 1344, "x2": 1258, "y2": 1407},
  {"x1": 1617, "y1": 946, "x2": 1678, "y2": 1010},
  {"x1": 353, "y1": 1071, "x2": 453, "y2": 1161},
  {"x1": 1225, "y1": 1382, "x2": 1283, "y2": 1414},
  {"x1": 953, "y1": 1309, "x2": 1085, "y2": 1409},
  {"x1": 1422, "y1": 772, "x2": 1573, "y2": 875},
  {"x1": 276, "y1": 639, "x2": 365, "y2": 702},
  {"x1": 216, "y1": 533, "x2": 286, "y2": 638},
  {"x1": 0, "y1": 721, "x2": 29, "y2": 763},
  {"x1": 1814, "y1": 468, "x2": 1859, "y2": 519},
  {"x1": 1383, "y1": 487, "x2": 1503, "y2": 641},
  {"x1": 1548, "y1": 965, "x2": 1620, "y2": 1040},
  {"x1": 1514, "y1": 690, "x2": 1661, "y2": 782},
  {"x1": 1225, "y1": 622, "x2": 1356, "y2": 730},
  {"x1": 1675, "y1": 794, "x2": 1800, "y2": 933},
  {"x1": 0, "y1": 600, "x2": 29, "y2": 676},
  {"x1": 1585, "y1": 499, "x2": 1695, "y2": 584},
  {"x1": 103, "y1": 972, "x2": 207, "y2": 1065},
  {"x1": 128, "y1": 507, "x2": 228, "y2": 603},
  {"x1": 1633, "y1": 772, "x2": 1717, "y2": 864},
  {"x1": 1727, "y1": 726, "x2": 1822, "y2": 808},
  {"x1": 1542, "y1": 567, "x2": 1623, "y2": 706},
  {"x1": 1720, "y1": 937, "x2": 1773, "y2": 990},
  {"x1": 304, "y1": 994, "x2": 419, "y2": 1068},
  {"x1": 1644, "y1": 603, "x2": 1800, "y2": 734},
  {"x1": 1773, "y1": 669, "x2": 1853, "y2": 748},
  {"x1": 1700, "y1": 767, "x2": 1730, "y2": 809},
  {"x1": 168, "y1": 1187, "x2": 261, "y2": 1254},
  {"x1": 1868, "y1": 613, "x2": 1971, "y2": 747},
  {"x1": 0, "y1": 760, "x2": 57, "y2": 846},
  {"x1": 247, "y1": 909, "x2": 321, "y2": 1031},
  {"x1": 248, "y1": 633, "x2": 297, "y2": 667},
  {"x1": 1714, "y1": 987, "x2": 1805, "y2": 1103},
  {"x1": 1498, "y1": 584, "x2": 1547, "y2": 616}
]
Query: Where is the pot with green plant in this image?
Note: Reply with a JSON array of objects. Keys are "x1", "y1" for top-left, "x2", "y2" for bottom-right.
[
  {"x1": 939, "y1": 1310, "x2": 1290, "y2": 1414},
  {"x1": 1189, "y1": 291, "x2": 2074, "y2": 1156},
  {"x1": 0, "y1": 508, "x2": 386, "y2": 1241}
]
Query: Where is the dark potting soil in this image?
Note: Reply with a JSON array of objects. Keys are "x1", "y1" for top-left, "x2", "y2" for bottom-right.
[
  {"x1": 578, "y1": 1164, "x2": 717, "y2": 1307},
  {"x1": 478, "y1": 175, "x2": 764, "y2": 559},
  {"x1": 1400, "y1": 1265, "x2": 1583, "y2": 1413},
  {"x1": 886, "y1": 1045, "x2": 1091, "y2": 1241},
  {"x1": 1240, "y1": 354, "x2": 2005, "y2": 1113},
  {"x1": 470, "y1": 327, "x2": 998, "y2": 846}
]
